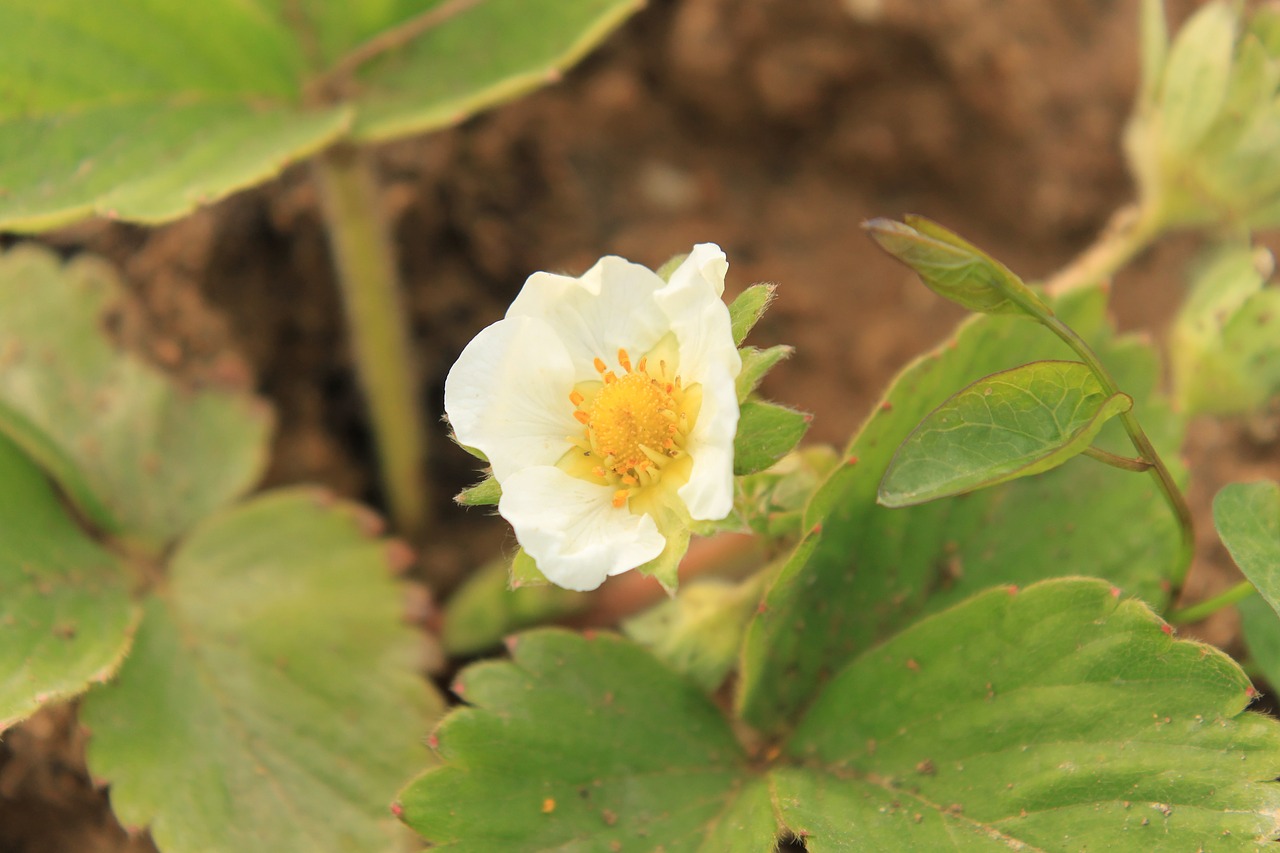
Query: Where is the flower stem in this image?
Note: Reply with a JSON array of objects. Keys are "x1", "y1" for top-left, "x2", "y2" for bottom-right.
[
  {"x1": 1082, "y1": 445, "x2": 1153, "y2": 472},
  {"x1": 1042, "y1": 204, "x2": 1161, "y2": 296},
  {"x1": 313, "y1": 145, "x2": 428, "y2": 538},
  {"x1": 1167, "y1": 580, "x2": 1256, "y2": 625},
  {"x1": 1036, "y1": 312, "x2": 1195, "y2": 583}
]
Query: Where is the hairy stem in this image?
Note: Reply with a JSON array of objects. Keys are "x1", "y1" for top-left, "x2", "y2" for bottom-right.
[
  {"x1": 1167, "y1": 580, "x2": 1256, "y2": 625},
  {"x1": 1039, "y1": 313, "x2": 1196, "y2": 584},
  {"x1": 1042, "y1": 204, "x2": 1161, "y2": 296},
  {"x1": 314, "y1": 146, "x2": 429, "y2": 539}
]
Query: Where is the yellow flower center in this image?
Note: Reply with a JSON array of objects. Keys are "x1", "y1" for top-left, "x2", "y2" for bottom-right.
[{"x1": 565, "y1": 344, "x2": 700, "y2": 509}]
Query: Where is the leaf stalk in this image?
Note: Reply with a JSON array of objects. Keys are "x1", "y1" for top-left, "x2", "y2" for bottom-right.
[{"x1": 313, "y1": 145, "x2": 429, "y2": 540}]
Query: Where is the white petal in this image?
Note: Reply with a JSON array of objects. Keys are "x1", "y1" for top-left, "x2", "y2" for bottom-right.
[
  {"x1": 679, "y1": 361, "x2": 740, "y2": 520},
  {"x1": 655, "y1": 244, "x2": 742, "y2": 382},
  {"x1": 499, "y1": 466, "x2": 666, "y2": 591},
  {"x1": 507, "y1": 256, "x2": 670, "y2": 378},
  {"x1": 443, "y1": 315, "x2": 580, "y2": 482}
]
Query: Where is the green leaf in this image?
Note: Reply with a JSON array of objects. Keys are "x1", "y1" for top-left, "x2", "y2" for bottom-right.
[
  {"x1": 1215, "y1": 481, "x2": 1280, "y2": 617},
  {"x1": 1172, "y1": 243, "x2": 1280, "y2": 416},
  {"x1": 396, "y1": 629, "x2": 770, "y2": 852},
  {"x1": 733, "y1": 399, "x2": 811, "y2": 476},
  {"x1": 728, "y1": 283, "x2": 777, "y2": 346},
  {"x1": 783, "y1": 578, "x2": 1280, "y2": 849},
  {"x1": 0, "y1": 246, "x2": 270, "y2": 550},
  {"x1": 399, "y1": 581, "x2": 1280, "y2": 850},
  {"x1": 735, "y1": 344, "x2": 793, "y2": 403},
  {"x1": 738, "y1": 287, "x2": 1185, "y2": 732},
  {"x1": 442, "y1": 556, "x2": 586, "y2": 656},
  {"x1": 0, "y1": 434, "x2": 138, "y2": 731},
  {"x1": 0, "y1": 0, "x2": 643, "y2": 230},
  {"x1": 456, "y1": 475, "x2": 501, "y2": 507},
  {"x1": 82, "y1": 489, "x2": 441, "y2": 853},
  {"x1": 863, "y1": 216, "x2": 1049, "y2": 317},
  {"x1": 1158, "y1": 1, "x2": 1237, "y2": 155},
  {"x1": 879, "y1": 360, "x2": 1132, "y2": 508}
]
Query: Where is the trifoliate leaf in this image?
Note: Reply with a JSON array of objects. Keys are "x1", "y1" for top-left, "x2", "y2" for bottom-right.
[
  {"x1": 739, "y1": 287, "x2": 1184, "y2": 733},
  {"x1": 0, "y1": 0, "x2": 644, "y2": 230},
  {"x1": 398, "y1": 580, "x2": 1280, "y2": 850},
  {"x1": 880, "y1": 360, "x2": 1132, "y2": 507},
  {"x1": 82, "y1": 489, "x2": 441, "y2": 853}
]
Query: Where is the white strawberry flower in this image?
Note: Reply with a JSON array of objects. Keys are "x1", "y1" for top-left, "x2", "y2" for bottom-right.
[{"x1": 445, "y1": 244, "x2": 742, "y2": 591}]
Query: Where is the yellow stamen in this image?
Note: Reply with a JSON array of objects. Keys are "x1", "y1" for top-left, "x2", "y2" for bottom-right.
[
  {"x1": 612, "y1": 489, "x2": 628, "y2": 508},
  {"x1": 618, "y1": 348, "x2": 632, "y2": 373},
  {"x1": 593, "y1": 357, "x2": 607, "y2": 374}
]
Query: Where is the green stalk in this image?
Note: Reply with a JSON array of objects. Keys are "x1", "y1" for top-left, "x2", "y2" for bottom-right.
[
  {"x1": 1037, "y1": 312, "x2": 1196, "y2": 582},
  {"x1": 313, "y1": 145, "x2": 428, "y2": 538},
  {"x1": 1167, "y1": 580, "x2": 1256, "y2": 625},
  {"x1": 1042, "y1": 204, "x2": 1161, "y2": 296}
]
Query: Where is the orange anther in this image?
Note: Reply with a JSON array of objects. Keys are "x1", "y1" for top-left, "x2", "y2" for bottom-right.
[
  {"x1": 622, "y1": 474, "x2": 637, "y2": 485},
  {"x1": 574, "y1": 411, "x2": 590, "y2": 425},
  {"x1": 592, "y1": 466, "x2": 607, "y2": 478},
  {"x1": 593, "y1": 357, "x2": 607, "y2": 374},
  {"x1": 603, "y1": 371, "x2": 617, "y2": 383},
  {"x1": 617, "y1": 348, "x2": 632, "y2": 372},
  {"x1": 569, "y1": 390, "x2": 585, "y2": 407},
  {"x1": 612, "y1": 490, "x2": 628, "y2": 508},
  {"x1": 636, "y1": 357, "x2": 647, "y2": 373}
]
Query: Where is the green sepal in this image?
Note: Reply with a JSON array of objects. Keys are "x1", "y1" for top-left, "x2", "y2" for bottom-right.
[
  {"x1": 736, "y1": 344, "x2": 793, "y2": 403},
  {"x1": 733, "y1": 399, "x2": 811, "y2": 476},
  {"x1": 655, "y1": 253, "x2": 688, "y2": 282},
  {"x1": 728, "y1": 283, "x2": 777, "y2": 346},
  {"x1": 864, "y1": 216, "x2": 1050, "y2": 318},
  {"x1": 455, "y1": 475, "x2": 501, "y2": 507},
  {"x1": 509, "y1": 548, "x2": 551, "y2": 588}
]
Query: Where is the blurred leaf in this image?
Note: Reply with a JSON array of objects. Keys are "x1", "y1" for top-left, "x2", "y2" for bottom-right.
[
  {"x1": 623, "y1": 578, "x2": 759, "y2": 692},
  {"x1": 879, "y1": 361, "x2": 1131, "y2": 508},
  {"x1": 864, "y1": 216, "x2": 1050, "y2": 317},
  {"x1": 0, "y1": 0, "x2": 643, "y2": 230},
  {"x1": 1215, "y1": 481, "x2": 1280, "y2": 617},
  {"x1": 456, "y1": 475, "x2": 501, "y2": 507},
  {"x1": 0, "y1": 246, "x2": 270, "y2": 551},
  {"x1": 82, "y1": 489, "x2": 441, "y2": 853},
  {"x1": 1138, "y1": 0, "x2": 1169, "y2": 107},
  {"x1": 1158, "y1": 1, "x2": 1236, "y2": 155},
  {"x1": 728, "y1": 283, "x2": 776, "y2": 346},
  {"x1": 0, "y1": 434, "x2": 138, "y2": 731},
  {"x1": 733, "y1": 399, "x2": 810, "y2": 476},
  {"x1": 443, "y1": 555, "x2": 585, "y2": 656},
  {"x1": 738, "y1": 287, "x2": 1185, "y2": 732},
  {"x1": 784, "y1": 578, "x2": 1280, "y2": 849},
  {"x1": 1240, "y1": 595, "x2": 1280, "y2": 696},
  {"x1": 736, "y1": 344, "x2": 792, "y2": 403},
  {"x1": 1172, "y1": 243, "x2": 1280, "y2": 416},
  {"x1": 397, "y1": 629, "x2": 770, "y2": 851},
  {"x1": 399, "y1": 581, "x2": 1280, "y2": 849}
]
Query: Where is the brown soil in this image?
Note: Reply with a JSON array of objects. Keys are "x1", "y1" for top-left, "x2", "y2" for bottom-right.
[{"x1": 4, "y1": 0, "x2": 1278, "y2": 849}]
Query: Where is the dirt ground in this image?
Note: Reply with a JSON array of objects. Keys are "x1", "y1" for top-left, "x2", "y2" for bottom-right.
[{"x1": 3, "y1": 0, "x2": 1278, "y2": 850}]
